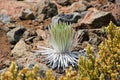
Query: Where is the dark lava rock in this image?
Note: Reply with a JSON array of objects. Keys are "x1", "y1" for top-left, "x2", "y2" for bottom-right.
[
  {"x1": 108, "y1": 0, "x2": 115, "y2": 3},
  {"x1": 36, "y1": 0, "x2": 58, "y2": 21},
  {"x1": 100, "y1": 2, "x2": 120, "y2": 26},
  {"x1": 76, "y1": 30, "x2": 89, "y2": 43},
  {"x1": 52, "y1": 12, "x2": 81, "y2": 24},
  {"x1": 28, "y1": 63, "x2": 35, "y2": 69},
  {"x1": 7, "y1": 26, "x2": 26, "y2": 44},
  {"x1": 55, "y1": 0, "x2": 70, "y2": 6},
  {"x1": 76, "y1": 8, "x2": 116, "y2": 29},
  {"x1": 19, "y1": 9, "x2": 35, "y2": 20}
]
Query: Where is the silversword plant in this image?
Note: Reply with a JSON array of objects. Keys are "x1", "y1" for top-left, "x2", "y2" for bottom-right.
[{"x1": 35, "y1": 23, "x2": 86, "y2": 72}]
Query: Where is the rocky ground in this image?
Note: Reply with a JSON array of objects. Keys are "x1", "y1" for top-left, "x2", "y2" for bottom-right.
[{"x1": 0, "y1": 0, "x2": 120, "y2": 77}]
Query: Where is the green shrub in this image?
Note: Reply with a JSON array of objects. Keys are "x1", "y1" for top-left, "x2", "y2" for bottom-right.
[
  {"x1": 59, "y1": 21, "x2": 120, "y2": 80},
  {"x1": 0, "y1": 62, "x2": 55, "y2": 80}
]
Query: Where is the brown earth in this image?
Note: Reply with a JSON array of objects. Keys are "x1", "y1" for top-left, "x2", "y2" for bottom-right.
[{"x1": 0, "y1": 28, "x2": 11, "y2": 69}]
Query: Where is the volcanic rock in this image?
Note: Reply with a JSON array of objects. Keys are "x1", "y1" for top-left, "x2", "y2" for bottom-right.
[
  {"x1": 53, "y1": 0, "x2": 87, "y2": 14},
  {"x1": 19, "y1": 9, "x2": 35, "y2": 20},
  {"x1": 52, "y1": 12, "x2": 81, "y2": 24},
  {"x1": 11, "y1": 39, "x2": 31, "y2": 59},
  {"x1": 35, "y1": 0, "x2": 58, "y2": 21},
  {"x1": 0, "y1": 14, "x2": 11, "y2": 23},
  {"x1": 7, "y1": 26, "x2": 26, "y2": 44},
  {"x1": 0, "y1": 1, "x2": 32, "y2": 19},
  {"x1": 75, "y1": 8, "x2": 116, "y2": 29}
]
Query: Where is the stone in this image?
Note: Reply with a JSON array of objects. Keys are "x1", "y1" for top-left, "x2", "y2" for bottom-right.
[
  {"x1": 0, "y1": 1, "x2": 32, "y2": 19},
  {"x1": 79, "y1": 11, "x2": 88, "y2": 18},
  {"x1": 52, "y1": 12, "x2": 81, "y2": 24},
  {"x1": 76, "y1": 8, "x2": 116, "y2": 29},
  {"x1": 14, "y1": 53, "x2": 49, "y2": 78},
  {"x1": 0, "y1": 68, "x2": 7, "y2": 74},
  {"x1": 52, "y1": 0, "x2": 87, "y2": 14},
  {"x1": 4, "y1": 60, "x2": 11, "y2": 68},
  {"x1": 115, "y1": 0, "x2": 120, "y2": 4},
  {"x1": 55, "y1": 0, "x2": 70, "y2": 6},
  {"x1": 42, "y1": 18, "x2": 52, "y2": 29},
  {"x1": 89, "y1": 32, "x2": 102, "y2": 46},
  {"x1": 5, "y1": 23, "x2": 16, "y2": 29},
  {"x1": 108, "y1": 0, "x2": 115, "y2": 3},
  {"x1": 76, "y1": 30, "x2": 89, "y2": 43},
  {"x1": 27, "y1": 55, "x2": 49, "y2": 71},
  {"x1": 7, "y1": 26, "x2": 26, "y2": 44},
  {"x1": 0, "y1": 25, "x2": 10, "y2": 32},
  {"x1": 28, "y1": 63, "x2": 35, "y2": 69},
  {"x1": 35, "y1": 0, "x2": 58, "y2": 20},
  {"x1": 11, "y1": 39, "x2": 31, "y2": 58},
  {"x1": 19, "y1": 9, "x2": 35, "y2": 20},
  {"x1": 35, "y1": 29, "x2": 47, "y2": 40},
  {"x1": 100, "y1": 2, "x2": 120, "y2": 25},
  {"x1": 23, "y1": 29, "x2": 37, "y2": 44},
  {"x1": 76, "y1": 29, "x2": 103, "y2": 53},
  {"x1": 0, "y1": 14, "x2": 11, "y2": 23}
]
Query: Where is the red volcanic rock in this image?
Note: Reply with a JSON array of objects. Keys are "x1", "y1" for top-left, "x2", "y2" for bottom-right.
[
  {"x1": 100, "y1": 2, "x2": 120, "y2": 25},
  {"x1": 0, "y1": 1, "x2": 32, "y2": 19},
  {"x1": 52, "y1": 0, "x2": 87, "y2": 14},
  {"x1": 35, "y1": 0, "x2": 58, "y2": 20},
  {"x1": 75, "y1": 8, "x2": 116, "y2": 29}
]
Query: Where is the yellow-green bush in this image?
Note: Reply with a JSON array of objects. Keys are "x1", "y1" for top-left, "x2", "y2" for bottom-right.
[
  {"x1": 60, "y1": 21, "x2": 120, "y2": 80},
  {"x1": 0, "y1": 62, "x2": 55, "y2": 80},
  {"x1": 0, "y1": 22, "x2": 120, "y2": 80}
]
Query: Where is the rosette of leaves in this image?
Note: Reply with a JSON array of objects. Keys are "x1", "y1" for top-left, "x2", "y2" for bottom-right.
[{"x1": 35, "y1": 23, "x2": 86, "y2": 72}]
